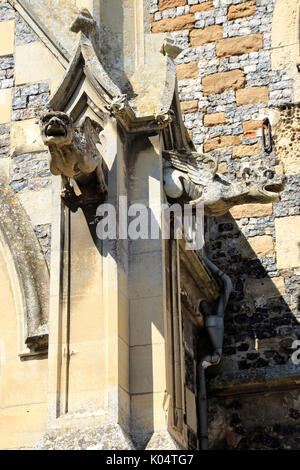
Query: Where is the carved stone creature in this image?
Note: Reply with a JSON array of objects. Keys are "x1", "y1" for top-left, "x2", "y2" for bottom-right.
[
  {"x1": 163, "y1": 150, "x2": 286, "y2": 216},
  {"x1": 40, "y1": 111, "x2": 107, "y2": 210}
]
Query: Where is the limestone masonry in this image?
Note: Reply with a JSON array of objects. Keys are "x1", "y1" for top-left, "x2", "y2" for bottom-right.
[{"x1": 0, "y1": 0, "x2": 299, "y2": 451}]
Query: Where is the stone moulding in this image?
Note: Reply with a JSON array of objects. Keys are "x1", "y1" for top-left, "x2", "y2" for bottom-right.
[
  {"x1": 48, "y1": 8, "x2": 180, "y2": 134},
  {"x1": 0, "y1": 172, "x2": 49, "y2": 354},
  {"x1": 209, "y1": 364, "x2": 300, "y2": 397},
  {"x1": 9, "y1": 1, "x2": 180, "y2": 134}
]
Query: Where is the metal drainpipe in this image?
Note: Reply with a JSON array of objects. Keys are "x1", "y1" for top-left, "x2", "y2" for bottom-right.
[{"x1": 197, "y1": 255, "x2": 232, "y2": 450}]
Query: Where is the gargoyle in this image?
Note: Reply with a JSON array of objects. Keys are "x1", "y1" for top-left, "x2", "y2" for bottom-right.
[
  {"x1": 163, "y1": 150, "x2": 286, "y2": 216},
  {"x1": 40, "y1": 111, "x2": 107, "y2": 211}
]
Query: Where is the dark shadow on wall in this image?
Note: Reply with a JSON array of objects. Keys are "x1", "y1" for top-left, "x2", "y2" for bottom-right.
[{"x1": 204, "y1": 211, "x2": 300, "y2": 450}]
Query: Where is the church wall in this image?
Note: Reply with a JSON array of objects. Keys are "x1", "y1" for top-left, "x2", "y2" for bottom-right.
[
  {"x1": 0, "y1": 0, "x2": 65, "y2": 449},
  {"x1": 0, "y1": 243, "x2": 48, "y2": 449},
  {"x1": 151, "y1": 0, "x2": 300, "y2": 449},
  {"x1": 0, "y1": 0, "x2": 299, "y2": 450}
]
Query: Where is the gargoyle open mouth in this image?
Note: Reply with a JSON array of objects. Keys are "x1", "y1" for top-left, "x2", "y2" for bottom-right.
[
  {"x1": 45, "y1": 123, "x2": 67, "y2": 138},
  {"x1": 264, "y1": 181, "x2": 286, "y2": 194},
  {"x1": 260, "y1": 175, "x2": 286, "y2": 200}
]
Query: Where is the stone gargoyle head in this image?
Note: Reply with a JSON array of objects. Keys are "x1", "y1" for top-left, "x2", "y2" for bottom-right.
[
  {"x1": 40, "y1": 111, "x2": 73, "y2": 147},
  {"x1": 163, "y1": 150, "x2": 286, "y2": 216},
  {"x1": 237, "y1": 165, "x2": 286, "y2": 204}
]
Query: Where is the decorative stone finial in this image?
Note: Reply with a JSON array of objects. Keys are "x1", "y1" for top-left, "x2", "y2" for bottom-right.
[{"x1": 70, "y1": 8, "x2": 96, "y2": 34}]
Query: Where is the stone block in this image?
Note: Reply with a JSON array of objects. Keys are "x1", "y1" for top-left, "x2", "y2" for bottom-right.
[
  {"x1": 152, "y1": 14, "x2": 195, "y2": 33},
  {"x1": 0, "y1": 403, "x2": 46, "y2": 450},
  {"x1": 130, "y1": 296, "x2": 164, "y2": 346},
  {"x1": 131, "y1": 392, "x2": 166, "y2": 433},
  {"x1": 243, "y1": 120, "x2": 263, "y2": 133},
  {"x1": 232, "y1": 142, "x2": 261, "y2": 158},
  {"x1": 244, "y1": 277, "x2": 284, "y2": 299},
  {"x1": 180, "y1": 99, "x2": 198, "y2": 113},
  {"x1": 0, "y1": 88, "x2": 11, "y2": 124},
  {"x1": 10, "y1": 119, "x2": 46, "y2": 155},
  {"x1": 15, "y1": 41, "x2": 64, "y2": 86},
  {"x1": 1, "y1": 358, "x2": 47, "y2": 407},
  {"x1": 129, "y1": 251, "x2": 164, "y2": 300},
  {"x1": 190, "y1": 1, "x2": 213, "y2": 13},
  {"x1": 228, "y1": 1, "x2": 256, "y2": 20},
  {"x1": 216, "y1": 34, "x2": 263, "y2": 58},
  {"x1": 229, "y1": 203, "x2": 273, "y2": 219},
  {"x1": 0, "y1": 20, "x2": 14, "y2": 57},
  {"x1": 68, "y1": 340, "x2": 108, "y2": 393},
  {"x1": 204, "y1": 135, "x2": 241, "y2": 152},
  {"x1": 130, "y1": 343, "x2": 166, "y2": 394},
  {"x1": 236, "y1": 86, "x2": 269, "y2": 106},
  {"x1": 204, "y1": 112, "x2": 226, "y2": 127},
  {"x1": 275, "y1": 216, "x2": 300, "y2": 269},
  {"x1": 19, "y1": 188, "x2": 52, "y2": 225},
  {"x1": 240, "y1": 235, "x2": 275, "y2": 259},
  {"x1": 176, "y1": 61, "x2": 198, "y2": 80},
  {"x1": 158, "y1": 0, "x2": 186, "y2": 11},
  {"x1": 190, "y1": 25, "x2": 223, "y2": 47},
  {"x1": 217, "y1": 162, "x2": 228, "y2": 174},
  {"x1": 202, "y1": 70, "x2": 246, "y2": 95}
]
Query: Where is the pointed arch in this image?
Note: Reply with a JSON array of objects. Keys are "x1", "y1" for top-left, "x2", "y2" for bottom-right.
[{"x1": 0, "y1": 171, "x2": 49, "y2": 354}]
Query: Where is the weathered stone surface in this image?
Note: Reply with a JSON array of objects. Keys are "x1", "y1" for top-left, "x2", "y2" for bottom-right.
[
  {"x1": 204, "y1": 135, "x2": 241, "y2": 152},
  {"x1": 152, "y1": 14, "x2": 195, "y2": 33},
  {"x1": 275, "y1": 216, "x2": 300, "y2": 269},
  {"x1": 176, "y1": 61, "x2": 198, "y2": 80},
  {"x1": 146, "y1": 431, "x2": 182, "y2": 450},
  {"x1": 158, "y1": 0, "x2": 186, "y2": 11},
  {"x1": 15, "y1": 41, "x2": 64, "y2": 86},
  {"x1": 244, "y1": 277, "x2": 284, "y2": 299},
  {"x1": 216, "y1": 34, "x2": 263, "y2": 58},
  {"x1": 180, "y1": 99, "x2": 198, "y2": 113},
  {"x1": 240, "y1": 235, "x2": 275, "y2": 258},
  {"x1": 272, "y1": 277, "x2": 286, "y2": 295},
  {"x1": 275, "y1": 162, "x2": 284, "y2": 175},
  {"x1": 217, "y1": 162, "x2": 228, "y2": 174},
  {"x1": 19, "y1": 189, "x2": 52, "y2": 225},
  {"x1": 0, "y1": 20, "x2": 14, "y2": 57},
  {"x1": 272, "y1": 104, "x2": 300, "y2": 175},
  {"x1": 236, "y1": 86, "x2": 269, "y2": 106},
  {"x1": 190, "y1": 25, "x2": 223, "y2": 47},
  {"x1": 228, "y1": 1, "x2": 256, "y2": 20},
  {"x1": 190, "y1": 1, "x2": 214, "y2": 13},
  {"x1": 11, "y1": 119, "x2": 46, "y2": 155},
  {"x1": 229, "y1": 203, "x2": 273, "y2": 219},
  {"x1": 204, "y1": 112, "x2": 226, "y2": 127},
  {"x1": 202, "y1": 70, "x2": 246, "y2": 95},
  {"x1": 34, "y1": 423, "x2": 135, "y2": 450},
  {"x1": 232, "y1": 143, "x2": 261, "y2": 158}
]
